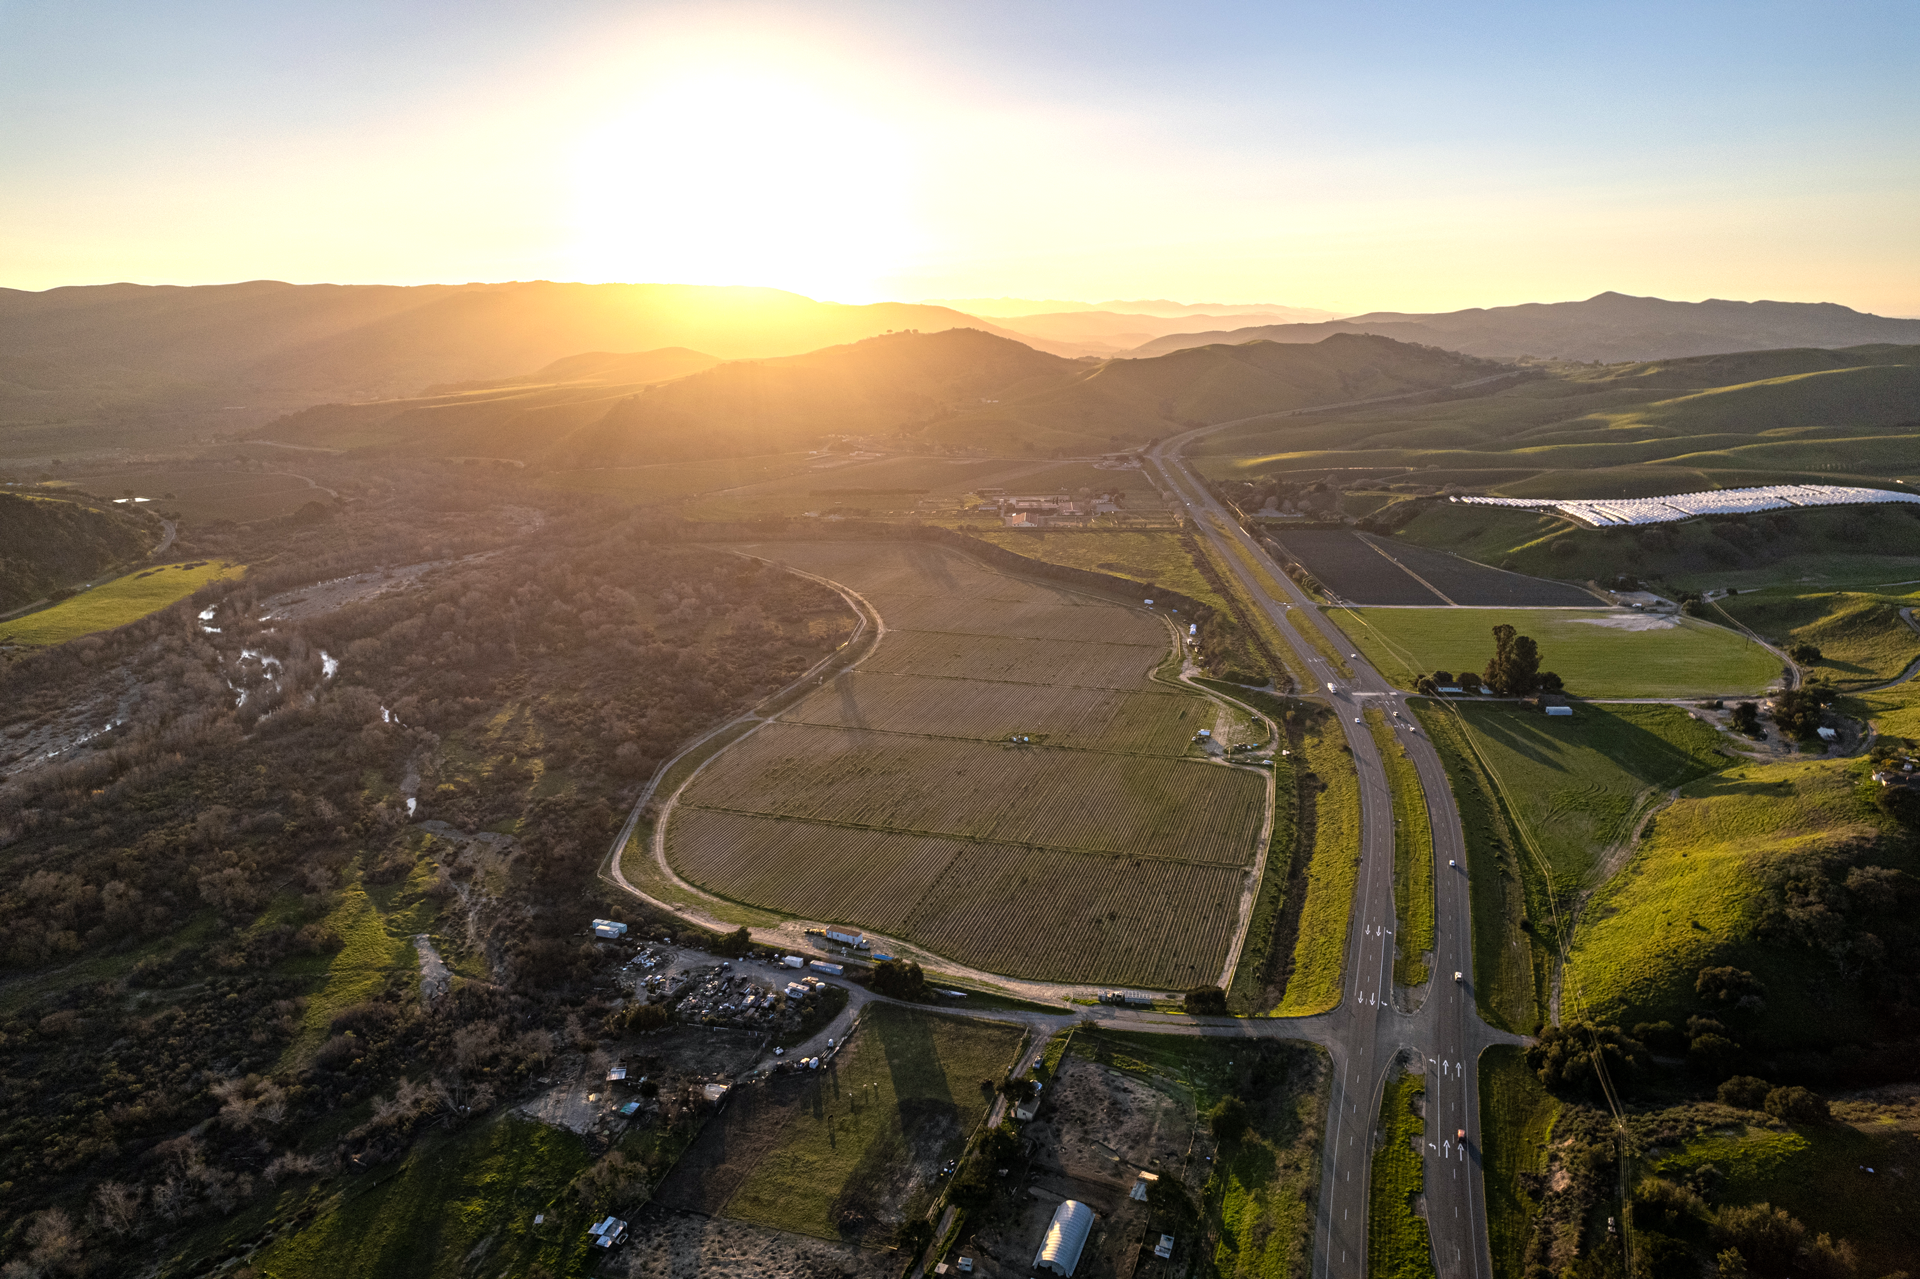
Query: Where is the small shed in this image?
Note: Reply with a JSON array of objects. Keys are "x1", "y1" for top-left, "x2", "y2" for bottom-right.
[
  {"x1": 1817, "y1": 727, "x2": 1839, "y2": 741},
  {"x1": 588, "y1": 1216, "x2": 628, "y2": 1249},
  {"x1": 591, "y1": 919, "x2": 628, "y2": 939},
  {"x1": 1545, "y1": 706, "x2": 1573, "y2": 717},
  {"x1": 1033, "y1": 1200, "x2": 1095, "y2": 1276},
  {"x1": 809, "y1": 960, "x2": 845, "y2": 976}
]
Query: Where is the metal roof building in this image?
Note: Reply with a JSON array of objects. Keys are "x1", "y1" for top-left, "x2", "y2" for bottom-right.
[{"x1": 1033, "y1": 1199, "x2": 1095, "y2": 1276}]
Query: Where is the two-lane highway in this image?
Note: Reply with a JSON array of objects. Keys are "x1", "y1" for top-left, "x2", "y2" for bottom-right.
[{"x1": 1148, "y1": 408, "x2": 1525, "y2": 1279}]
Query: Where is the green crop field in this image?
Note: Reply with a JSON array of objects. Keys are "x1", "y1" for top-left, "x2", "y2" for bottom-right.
[
  {"x1": 1, "y1": 559, "x2": 242, "y2": 646},
  {"x1": 1277, "y1": 700, "x2": 1361, "y2": 1016},
  {"x1": 1369, "y1": 1069, "x2": 1436, "y2": 1279},
  {"x1": 1369, "y1": 709, "x2": 1434, "y2": 986},
  {"x1": 1563, "y1": 757, "x2": 1899, "y2": 1042},
  {"x1": 1329, "y1": 606, "x2": 1780, "y2": 699},
  {"x1": 1478, "y1": 1047, "x2": 1560, "y2": 1279},
  {"x1": 665, "y1": 541, "x2": 1269, "y2": 988},
  {"x1": 1717, "y1": 588, "x2": 1920, "y2": 688},
  {"x1": 725, "y1": 1004, "x2": 1024, "y2": 1238}
]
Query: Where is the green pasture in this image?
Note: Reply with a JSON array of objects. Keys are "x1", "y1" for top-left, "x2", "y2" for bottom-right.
[
  {"x1": 1841, "y1": 674, "x2": 1920, "y2": 740},
  {"x1": 1643, "y1": 1103, "x2": 1920, "y2": 1278},
  {"x1": 1563, "y1": 757, "x2": 1896, "y2": 1041},
  {"x1": 1330, "y1": 606, "x2": 1780, "y2": 698},
  {"x1": 1478, "y1": 1047, "x2": 1560, "y2": 1279},
  {"x1": 724, "y1": 1004, "x2": 1023, "y2": 1238},
  {"x1": 0, "y1": 559, "x2": 242, "y2": 646},
  {"x1": 1717, "y1": 588, "x2": 1920, "y2": 688},
  {"x1": 1276, "y1": 704, "x2": 1362, "y2": 1016},
  {"x1": 1369, "y1": 1070, "x2": 1436, "y2": 1279},
  {"x1": 1368, "y1": 709, "x2": 1434, "y2": 986},
  {"x1": 248, "y1": 1114, "x2": 596, "y2": 1279},
  {"x1": 1421, "y1": 702, "x2": 1728, "y2": 896}
]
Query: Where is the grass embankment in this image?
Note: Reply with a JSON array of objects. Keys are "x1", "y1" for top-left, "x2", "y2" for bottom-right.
[
  {"x1": 1192, "y1": 680, "x2": 1302, "y2": 1014},
  {"x1": 1331, "y1": 606, "x2": 1780, "y2": 699},
  {"x1": 725, "y1": 1004, "x2": 1024, "y2": 1238},
  {"x1": 1206, "y1": 525, "x2": 1340, "y2": 684},
  {"x1": 1276, "y1": 702, "x2": 1362, "y2": 1017},
  {"x1": 1073, "y1": 1030, "x2": 1327, "y2": 1279},
  {"x1": 972, "y1": 528, "x2": 1230, "y2": 608},
  {"x1": 1641, "y1": 1098, "x2": 1920, "y2": 1278},
  {"x1": 1718, "y1": 588, "x2": 1920, "y2": 688},
  {"x1": 1414, "y1": 706, "x2": 1546, "y2": 1032},
  {"x1": 1369, "y1": 1069, "x2": 1436, "y2": 1279},
  {"x1": 1564, "y1": 757, "x2": 1899, "y2": 1043},
  {"x1": 248, "y1": 1114, "x2": 596, "y2": 1279},
  {"x1": 1367, "y1": 709, "x2": 1433, "y2": 986},
  {"x1": 1478, "y1": 1047, "x2": 1560, "y2": 1279},
  {"x1": 0, "y1": 559, "x2": 242, "y2": 646}
]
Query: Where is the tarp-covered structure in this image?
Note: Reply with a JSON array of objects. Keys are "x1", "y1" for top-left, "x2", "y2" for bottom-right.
[{"x1": 1033, "y1": 1199, "x2": 1095, "y2": 1276}]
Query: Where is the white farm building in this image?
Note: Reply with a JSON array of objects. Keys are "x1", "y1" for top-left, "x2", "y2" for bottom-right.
[
  {"x1": 1452, "y1": 484, "x2": 1920, "y2": 529},
  {"x1": 1033, "y1": 1199, "x2": 1095, "y2": 1275}
]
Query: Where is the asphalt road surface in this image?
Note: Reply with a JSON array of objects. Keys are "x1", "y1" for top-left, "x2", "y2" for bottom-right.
[{"x1": 1148, "y1": 405, "x2": 1525, "y2": 1279}]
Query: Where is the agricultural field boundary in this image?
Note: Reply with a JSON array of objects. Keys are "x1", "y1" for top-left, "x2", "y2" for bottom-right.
[{"x1": 606, "y1": 540, "x2": 1277, "y2": 998}]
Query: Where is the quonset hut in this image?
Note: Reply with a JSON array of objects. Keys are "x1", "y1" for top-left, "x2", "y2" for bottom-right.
[{"x1": 1033, "y1": 1199, "x2": 1095, "y2": 1275}]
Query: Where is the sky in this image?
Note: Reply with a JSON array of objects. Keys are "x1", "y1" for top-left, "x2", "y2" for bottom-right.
[{"x1": 1, "y1": 0, "x2": 1916, "y2": 315}]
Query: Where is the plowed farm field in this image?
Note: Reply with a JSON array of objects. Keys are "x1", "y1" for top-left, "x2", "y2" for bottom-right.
[{"x1": 664, "y1": 540, "x2": 1270, "y2": 988}]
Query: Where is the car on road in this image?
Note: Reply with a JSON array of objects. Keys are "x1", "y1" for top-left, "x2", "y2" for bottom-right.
[
  {"x1": 1354, "y1": 717, "x2": 1362, "y2": 723},
  {"x1": 1454, "y1": 971, "x2": 1463, "y2": 982}
]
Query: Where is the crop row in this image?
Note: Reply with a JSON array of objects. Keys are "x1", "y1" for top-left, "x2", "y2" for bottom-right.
[
  {"x1": 667, "y1": 810, "x2": 956, "y2": 933},
  {"x1": 881, "y1": 594, "x2": 1158, "y2": 645},
  {"x1": 904, "y1": 846, "x2": 1243, "y2": 987},
  {"x1": 664, "y1": 809, "x2": 1245, "y2": 988},
  {"x1": 683, "y1": 724, "x2": 1264, "y2": 863},
  {"x1": 781, "y1": 672, "x2": 1200, "y2": 754}
]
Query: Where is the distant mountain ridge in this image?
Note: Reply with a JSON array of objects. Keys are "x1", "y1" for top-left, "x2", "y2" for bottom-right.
[
  {"x1": 0, "y1": 280, "x2": 1041, "y2": 430},
  {"x1": 261, "y1": 328, "x2": 1501, "y2": 467},
  {"x1": 1127, "y1": 292, "x2": 1920, "y2": 363}
]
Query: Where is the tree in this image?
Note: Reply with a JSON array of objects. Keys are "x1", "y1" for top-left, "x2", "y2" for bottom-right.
[
  {"x1": 1730, "y1": 701, "x2": 1762, "y2": 735},
  {"x1": 714, "y1": 926, "x2": 751, "y2": 958},
  {"x1": 1764, "y1": 1085, "x2": 1830, "y2": 1125},
  {"x1": 1525, "y1": 1022, "x2": 1649, "y2": 1098},
  {"x1": 1688, "y1": 1032, "x2": 1745, "y2": 1081},
  {"x1": 1771, "y1": 687, "x2": 1826, "y2": 738},
  {"x1": 1483, "y1": 624, "x2": 1543, "y2": 696},
  {"x1": 1432, "y1": 670, "x2": 1454, "y2": 686},
  {"x1": 1184, "y1": 985, "x2": 1228, "y2": 1015},
  {"x1": 871, "y1": 958, "x2": 928, "y2": 1001},
  {"x1": 1209, "y1": 1095, "x2": 1249, "y2": 1143},
  {"x1": 1789, "y1": 642, "x2": 1823, "y2": 664},
  {"x1": 1697, "y1": 966, "x2": 1767, "y2": 1012}
]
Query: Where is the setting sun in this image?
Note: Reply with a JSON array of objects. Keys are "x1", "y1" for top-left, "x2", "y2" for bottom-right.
[{"x1": 569, "y1": 69, "x2": 918, "y2": 301}]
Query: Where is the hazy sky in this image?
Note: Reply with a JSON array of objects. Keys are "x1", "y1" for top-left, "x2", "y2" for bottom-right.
[{"x1": 3, "y1": 0, "x2": 1916, "y2": 314}]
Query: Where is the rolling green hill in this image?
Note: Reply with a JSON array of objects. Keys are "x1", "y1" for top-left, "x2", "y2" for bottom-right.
[
  {"x1": 260, "y1": 330, "x2": 1501, "y2": 468},
  {"x1": 1194, "y1": 344, "x2": 1920, "y2": 497},
  {"x1": 0, "y1": 492, "x2": 154, "y2": 611}
]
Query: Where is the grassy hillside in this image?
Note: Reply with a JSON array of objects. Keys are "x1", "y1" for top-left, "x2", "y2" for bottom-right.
[
  {"x1": 1192, "y1": 344, "x2": 1920, "y2": 505},
  {"x1": 0, "y1": 491, "x2": 153, "y2": 610},
  {"x1": 262, "y1": 330, "x2": 1500, "y2": 470},
  {"x1": 1564, "y1": 757, "x2": 1903, "y2": 1046},
  {"x1": 1391, "y1": 500, "x2": 1920, "y2": 592}
]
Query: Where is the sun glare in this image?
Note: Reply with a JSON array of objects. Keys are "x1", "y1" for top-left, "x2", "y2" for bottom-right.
[{"x1": 569, "y1": 71, "x2": 918, "y2": 301}]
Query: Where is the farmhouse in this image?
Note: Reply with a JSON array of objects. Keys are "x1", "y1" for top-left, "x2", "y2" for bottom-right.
[{"x1": 1033, "y1": 1199, "x2": 1095, "y2": 1276}]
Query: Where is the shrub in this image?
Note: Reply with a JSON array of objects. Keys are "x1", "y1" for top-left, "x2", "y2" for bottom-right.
[
  {"x1": 1184, "y1": 985, "x2": 1228, "y2": 1015},
  {"x1": 1716, "y1": 1076, "x2": 1772, "y2": 1110},
  {"x1": 1764, "y1": 1085, "x2": 1830, "y2": 1125}
]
